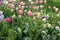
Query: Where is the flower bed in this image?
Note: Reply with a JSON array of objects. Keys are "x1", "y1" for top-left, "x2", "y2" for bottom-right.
[{"x1": 0, "y1": 0, "x2": 60, "y2": 40}]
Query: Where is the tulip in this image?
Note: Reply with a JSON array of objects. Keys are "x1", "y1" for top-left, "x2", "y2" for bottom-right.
[
  {"x1": 18, "y1": 2, "x2": 23, "y2": 6},
  {"x1": 27, "y1": 11, "x2": 32, "y2": 16},
  {"x1": 55, "y1": 26, "x2": 60, "y2": 30},
  {"x1": 4, "y1": 1, "x2": 8, "y2": 4},
  {"x1": 53, "y1": 6, "x2": 56, "y2": 10},
  {"x1": 0, "y1": 11, "x2": 3, "y2": 15},
  {"x1": 44, "y1": 0, "x2": 47, "y2": 4},
  {"x1": 9, "y1": 0, "x2": 16, "y2": 2},
  {"x1": 41, "y1": 16, "x2": 46, "y2": 19},
  {"x1": 55, "y1": 8, "x2": 58, "y2": 12},
  {"x1": 10, "y1": 4, "x2": 15, "y2": 9},
  {"x1": 33, "y1": 16, "x2": 36, "y2": 20},
  {"x1": 6, "y1": 3, "x2": 10, "y2": 7},
  {"x1": 39, "y1": 0, "x2": 43, "y2": 4},
  {"x1": 18, "y1": 15, "x2": 22, "y2": 18},
  {"x1": 40, "y1": 5, "x2": 43, "y2": 8},
  {"x1": 19, "y1": 10, "x2": 23, "y2": 15},
  {"x1": 7, "y1": 18, "x2": 12, "y2": 23},
  {"x1": 25, "y1": 3, "x2": 29, "y2": 6},
  {"x1": 48, "y1": 6, "x2": 51, "y2": 9},
  {"x1": 35, "y1": 0, "x2": 38, "y2": 4},
  {"x1": 42, "y1": 18, "x2": 46, "y2": 22},
  {"x1": 28, "y1": 0, "x2": 32, "y2": 2},
  {"x1": 0, "y1": 15, "x2": 4, "y2": 20}
]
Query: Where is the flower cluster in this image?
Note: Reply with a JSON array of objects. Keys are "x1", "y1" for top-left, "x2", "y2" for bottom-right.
[{"x1": 0, "y1": 0, "x2": 60, "y2": 40}]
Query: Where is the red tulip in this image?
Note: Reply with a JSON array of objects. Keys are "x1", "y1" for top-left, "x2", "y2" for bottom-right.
[
  {"x1": 41, "y1": 16, "x2": 46, "y2": 19},
  {"x1": 7, "y1": 18, "x2": 12, "y2": 23},
  {"x1": 25, "y1": 3, "x2": 29, "y2": 6}
]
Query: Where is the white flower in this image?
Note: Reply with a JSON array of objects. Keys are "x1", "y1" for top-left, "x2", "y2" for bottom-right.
[
  {"x1": 55, "y1": 8, "x2": 58, "y2": 12},
  {"x1": 0, "y1": 15, "x2": 4, "y2": 20},
  {"x1": 24, "y1": 10, "x2": 27, "y2": 12},
  {"x1": 55, "y1": 26, "x2": 60, "y2": 30},
  {"x1": 42, "y1": 18, "x2": 46, "y2": 22},
  {"x1": 0, "y1": 11, "x2": 3, "y2": 15},
  {"x1": 18, "y1": 15, "x2": 22, "y2": 18},
  {"x1": 37, "y1": 12, "x2": 41, "y2": 17},
  {"x1": 4, "y1": 0, "x2": 8, "y2": 4},
  {"x1": 17, "y1": 27, "x2": 21, "y2": 33},
  {"x1": 47, "y1": 23, "x2": 51, "y2": 28},
  {"x1": 12, "y1": 14, "x2": 16, "y2": 18},
  {"x1": 42, "y1": 31, "x2": 46, "y2": 34},
  {"x1": 31, "y1": 2, "x2": 34, "y2": 4},
  {"x1": 28, "y1": 0, "x2": 32, "y2": 2},
  {"x1": 22, "y1": 6, "x2": 25, "y2": 9},
  {"x1": 16, "y1": 7, "x2": 18, "y2": 11}
]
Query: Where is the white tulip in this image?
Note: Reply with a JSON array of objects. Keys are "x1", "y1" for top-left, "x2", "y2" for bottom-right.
[
  {"x1": 28, "y1": 0, "x2": 32, "y2": 2},
  {"x1": 0, "y1": 11, "x2": 3, "y2": 15},
  {"x1": 55, "y1": 8, "x2": 58, "y2": 12},
  {"x1": 0, "y1": 15, "x2": 4, "y2": 20},
  {"x1": 55, "y1": 26, "x2": 60, "y2": 30},
  {"x1": 42, "y1": 18, "x2": 46, "y2": 22}
]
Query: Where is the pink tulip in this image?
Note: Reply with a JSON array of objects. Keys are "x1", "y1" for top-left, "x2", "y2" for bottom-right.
[
  {"x1": 9, "y1": 0, "x2": 15, "y2": 2},
  {"x1": 35, "y1": 0, "x2": 38, "y2": 4},
  {"x1": 39, "y1": 0, "x2": 43, "y2": 4},
  {"x1": 19, "y1": 10, "x2": 23, "y2": 15},
  {"x1": 18, "y1": 2, "x2": 23, "y2": 6},
  {"x1": 7, "y1": 18, "x2": 12, "y2": 23},
  {"x1": 10, "y1": 4, "x2": 15, "y2": 9},
  {"x1": 53, "y1": 6, "x2": 56, "y2": 10},
  {"x1": 40, "y1": 5, "x2": 44, "y2": 8},
  {"x1": 27, "y1": 11, "x2": 32, "y2": 16}
]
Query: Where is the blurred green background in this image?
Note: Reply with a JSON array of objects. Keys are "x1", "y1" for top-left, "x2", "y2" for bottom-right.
[{"x1": 47, "y1": 0, "x2": 60, "y2": 9}]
